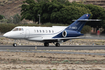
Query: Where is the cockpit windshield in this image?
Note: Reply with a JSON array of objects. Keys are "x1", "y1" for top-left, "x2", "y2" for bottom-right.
[{"x1": 12, "y1": 28, "x2": 23, "y2": 31}]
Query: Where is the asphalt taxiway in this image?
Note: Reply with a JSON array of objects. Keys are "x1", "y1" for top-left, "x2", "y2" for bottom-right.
[
  {"x1": 0, "y1": 45, "x2": 105, "y2": 56},
  {"x1": 1, "y1": 35, "x2": 105, "y2": 56},
  {"x1": 0, "y1": 45, "x2": 105, "y2": 50}
]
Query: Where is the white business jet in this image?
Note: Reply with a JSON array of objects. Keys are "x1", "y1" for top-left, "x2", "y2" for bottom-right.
[{"x1": 3, "y1": 14, "x2": 95, "y2": 47}]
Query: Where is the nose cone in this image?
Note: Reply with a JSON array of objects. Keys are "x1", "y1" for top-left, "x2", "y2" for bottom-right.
[
  {"x1": 3, "y1": 31, "x2": 13, "y2": 38},
  {"x1": 3, "y1": 33, "x2": 9, "y2": 38}
]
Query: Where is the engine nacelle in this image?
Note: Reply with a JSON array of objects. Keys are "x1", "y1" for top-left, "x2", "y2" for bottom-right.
[
  {"x1": 62, "y1": 31, "x2": 67, "y2": 37},
  {"x1": 62, "y1": 30, "x2": 82, "y2": 37}
]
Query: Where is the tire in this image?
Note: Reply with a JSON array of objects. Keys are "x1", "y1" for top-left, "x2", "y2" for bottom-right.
[
  {"x1": 55, "y1": 43, "x2": 60, "y2": 47},
  {"x1": 13, "y1": 43, "x2": 17, "y2": 47},
  {"x1": 44, "y1": 42, "x2": 49, "y2": 47}
]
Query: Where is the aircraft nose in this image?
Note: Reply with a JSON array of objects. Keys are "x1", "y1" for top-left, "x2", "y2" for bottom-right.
[
  {"x1": 3, "y1": 33, "x2": 9, "y2": 37},
  {"x1": 3, "y1": 32, "x2": 11, "y2": 38}
]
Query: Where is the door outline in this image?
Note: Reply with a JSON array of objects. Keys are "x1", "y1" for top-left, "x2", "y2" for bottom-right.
[{"x1": 25, "y1": 29, "x2": 30, "y2": 38}]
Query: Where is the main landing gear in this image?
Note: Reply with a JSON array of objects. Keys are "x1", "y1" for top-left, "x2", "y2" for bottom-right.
[
  {"x1": 44, "y1": 42, "x2": 60, "y2": 47},
  {"x1": 44, "y1": 42, "x2": 49, "y2": 47},
  {"x1": 55, "y1": 43, "x2": 60, "y2": 47}
]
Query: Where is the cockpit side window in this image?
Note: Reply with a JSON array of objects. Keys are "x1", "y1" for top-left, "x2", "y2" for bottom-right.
[
  {"x1": 19, "y1": 28, "x2": 21, "y2": 31},
  {"x1": 12, "y1": 28, "x2": 23, "y2": 31},
  {"x1": 13, "y1": 28, "x2": 18, "y2": 31},
  {"x1": 21, "y1": 28, "x2": 24, "y2": 31},
  {"x1": 19, "y1": 28, "x2": 24, "y2": 31}
]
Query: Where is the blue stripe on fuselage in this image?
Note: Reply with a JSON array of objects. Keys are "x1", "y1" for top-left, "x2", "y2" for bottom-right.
[{"x1": 53, "y1": 30, "x2": 83, "y2": 38}]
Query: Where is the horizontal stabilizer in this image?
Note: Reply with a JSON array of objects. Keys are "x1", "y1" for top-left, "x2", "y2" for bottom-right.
[{"x1": 73, "y1": 19, "x2": 101, "y2": 21}]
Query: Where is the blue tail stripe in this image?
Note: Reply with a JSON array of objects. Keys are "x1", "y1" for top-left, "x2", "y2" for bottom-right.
[{"x1": 65, "y1": 14, "x2": 91, "y2": 32}]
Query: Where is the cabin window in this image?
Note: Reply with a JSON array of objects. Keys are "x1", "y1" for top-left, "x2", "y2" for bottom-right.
[
  {"x1": 37, "y1": 30, "x2": 38, "y2": 32},
  {"x1": 43, "y1": 30, "x2": 44, "y2": 33},
  {"x1": 40, "y1": 30, "x2": 41, "y2": 32}
]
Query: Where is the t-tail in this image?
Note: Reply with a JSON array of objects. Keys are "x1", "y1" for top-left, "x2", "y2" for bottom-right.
[{"x1": 65, "y1": 14, "x2": 91, "y2": 32}]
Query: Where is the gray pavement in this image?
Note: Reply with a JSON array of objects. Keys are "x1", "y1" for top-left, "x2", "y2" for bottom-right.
[
  {"x1": 0, "y1": 45, "x2": 105, "y2": 56},
  {"x1": 0, "y1": 45, "x2": 105, "y2": 50}
]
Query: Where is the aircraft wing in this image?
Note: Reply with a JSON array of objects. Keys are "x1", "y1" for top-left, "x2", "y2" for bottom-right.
[
  {"x1": 49, "y1": 36, "x2": 105, "y2": 40},
  {"x1": 43, "y1": 37, "x2": 85, "y2": 41}
]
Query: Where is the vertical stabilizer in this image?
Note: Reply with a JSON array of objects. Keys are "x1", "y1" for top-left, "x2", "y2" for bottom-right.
[{"x1": 65, "y1": 14, "x2": 91, "y2": 32}]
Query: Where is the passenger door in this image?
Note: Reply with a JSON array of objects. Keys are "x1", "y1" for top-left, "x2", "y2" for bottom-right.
[{"x1": 25, "y1": 29, "x2": 30, "y2": 38}]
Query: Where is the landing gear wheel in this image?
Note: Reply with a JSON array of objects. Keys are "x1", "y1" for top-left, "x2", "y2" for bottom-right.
[
  {"x1": 44, "y1": 42, "x2": 49, "y2": 47},
  {"x1": 55, "y1": 43, "x2": 60, "y2": 47},
  {"x1": 13, "y1": 43, "x2": 17, "y2": 47}
]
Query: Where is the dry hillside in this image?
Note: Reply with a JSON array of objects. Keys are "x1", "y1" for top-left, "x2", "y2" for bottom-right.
[
  {"x1": 0, "y1": 0, "x2": 24, "y2": 18},
  {"x1": 84, "y1": 0, "x2": 105, "y2": 9}
]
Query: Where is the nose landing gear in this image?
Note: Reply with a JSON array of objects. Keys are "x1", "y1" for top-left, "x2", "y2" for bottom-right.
[{"x1": 13, "y1": 43, "x2": 17, "y2": 47}]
